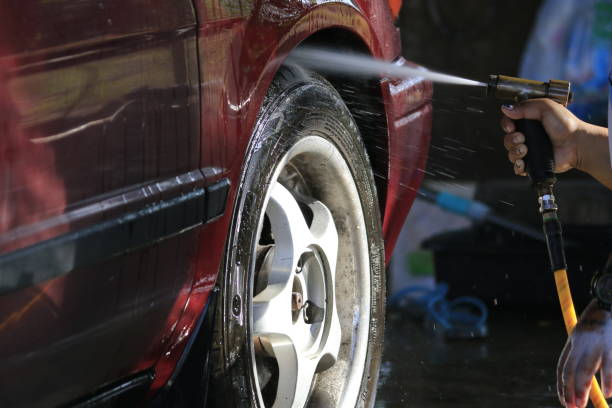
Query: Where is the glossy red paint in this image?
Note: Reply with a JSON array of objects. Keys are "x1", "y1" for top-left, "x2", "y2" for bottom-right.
[
  {"x1": 0, "y1": 2, "x2": 203, "y2": 407},
  {"x1": 0, "y1": 0, "x2": 430, "y2": 405},
  {"x1": 382, "y1": 58, "x2": 433, "y2": 263}
]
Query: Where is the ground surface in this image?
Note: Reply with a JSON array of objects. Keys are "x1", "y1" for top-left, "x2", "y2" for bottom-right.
[{"x1": 377, "y1": 309, "x2": 570, "y2": 407}]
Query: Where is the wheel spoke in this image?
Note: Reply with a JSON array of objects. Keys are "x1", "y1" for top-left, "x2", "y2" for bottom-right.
[
  {"x1": 253, "y1": 268, "x2": 293, "y2": 340},
  {"x1": 254, "y1": 183, "x2": 313, "y2": 302},
  {"x1": 308, "y1": 201, "x2": 339, "y2": 276},
  {"x1": 268, "y1": 334, "x2": 318, "y2": 408}
]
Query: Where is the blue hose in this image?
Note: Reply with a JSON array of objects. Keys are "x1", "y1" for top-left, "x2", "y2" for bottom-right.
[{"x1": 391, "y1": 284, "x2": 488, "y2": 339}]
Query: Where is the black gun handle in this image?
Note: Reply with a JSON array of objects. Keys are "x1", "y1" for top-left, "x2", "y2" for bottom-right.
[{"x1": 515, "y1": 119, "x2": 556, "y2": 185}]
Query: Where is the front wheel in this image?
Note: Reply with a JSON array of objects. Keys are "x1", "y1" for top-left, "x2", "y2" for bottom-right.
[{"x1": 210, "y1": 65, "x2": 385, "y2": 408}]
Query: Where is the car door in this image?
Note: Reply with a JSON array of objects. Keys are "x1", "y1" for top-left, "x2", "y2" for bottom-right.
[{"x1": 0, "y1": 1, "x2": 202, "y2": 406}]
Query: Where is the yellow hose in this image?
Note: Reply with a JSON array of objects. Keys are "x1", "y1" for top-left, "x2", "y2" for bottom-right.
[{"x1": 554, "y1": 269, "x2": 609, "y2": 408}]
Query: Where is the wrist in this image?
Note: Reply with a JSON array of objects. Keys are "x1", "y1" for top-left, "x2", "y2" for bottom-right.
[
  {"x1": 573, "y1": 122, "x2": 609, "y2": 174},
  {"x1": 577, "y1": 299, "x2": 611, "y2": 330},
  {"x1": 573, "y1": 122, "x2": 590, "y2": 173}
]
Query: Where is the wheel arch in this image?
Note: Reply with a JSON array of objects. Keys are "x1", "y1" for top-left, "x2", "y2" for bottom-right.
[{"x1": 229, "y1": 1, "x2": 399, "y2": 227}]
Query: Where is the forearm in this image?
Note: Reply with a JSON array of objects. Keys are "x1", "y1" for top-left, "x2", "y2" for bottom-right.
[{"x1": 575, "y1": 124, "x2": 612, "y2": 189}]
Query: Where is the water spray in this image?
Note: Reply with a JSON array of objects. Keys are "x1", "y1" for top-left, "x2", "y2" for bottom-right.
[{"x1": 288, "y1": 47, "x2": 485, "y2": 87}]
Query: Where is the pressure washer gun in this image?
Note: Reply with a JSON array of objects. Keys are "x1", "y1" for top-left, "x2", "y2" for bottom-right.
[{"x1": 487, "y1": 75, "x2": 609, "y2": 408}]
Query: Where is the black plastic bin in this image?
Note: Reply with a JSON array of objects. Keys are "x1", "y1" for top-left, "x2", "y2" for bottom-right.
[{"x1": 424, "y1": 223, "x2": 612, "y2": 311}]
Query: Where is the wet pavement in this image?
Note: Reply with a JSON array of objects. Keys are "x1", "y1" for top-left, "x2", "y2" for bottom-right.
[{"x1": 377, "y1": 309, "x2": 568, "y2": 407}]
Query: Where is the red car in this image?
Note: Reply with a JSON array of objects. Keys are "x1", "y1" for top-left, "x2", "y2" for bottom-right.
[{"x1": 0, "y1": 1, "x2": 431, "y2": 407}]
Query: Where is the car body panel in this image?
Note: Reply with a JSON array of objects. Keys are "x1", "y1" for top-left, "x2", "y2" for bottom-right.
[
  {"x1": 0, "y1": 0, "x2": 430, "y2": 405},
  {"x1": 0, "y1": 1, "x2": 203, "y2": 407},
  {"x1": 381, "y1": 57, "x2": 433, "y2": 263}
]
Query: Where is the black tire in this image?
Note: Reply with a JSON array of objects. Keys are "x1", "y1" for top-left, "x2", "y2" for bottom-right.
[{"x1": 208, "y1": 64, "x2": 385, "y2": 408}]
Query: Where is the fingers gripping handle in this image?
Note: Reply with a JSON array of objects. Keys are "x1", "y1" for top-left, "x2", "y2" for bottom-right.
[{"x1": 515, "y1": 119, "x2": 556, "y2": 185}]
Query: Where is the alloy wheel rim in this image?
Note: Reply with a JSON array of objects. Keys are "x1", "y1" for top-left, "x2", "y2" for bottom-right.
[{"x1": 250, "y1": 136, "x2": 371, "y2": 408}]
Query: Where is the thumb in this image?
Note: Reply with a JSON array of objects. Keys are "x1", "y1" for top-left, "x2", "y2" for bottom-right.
[{"x1": 500, "y1": 98, "x2": 557, "y2": 121}]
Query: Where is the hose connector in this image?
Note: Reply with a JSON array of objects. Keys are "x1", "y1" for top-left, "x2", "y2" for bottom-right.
[
  {"x1": 538, "y1": 193, "x2": 558, "y2": 213},
  {"x1": 535, "y1": 182, "x2": 558, "y2": 213}
]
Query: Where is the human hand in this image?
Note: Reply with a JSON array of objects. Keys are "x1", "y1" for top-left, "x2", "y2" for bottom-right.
[
  {"x1": 499, "y1": 99, "x2": 584, "y2": 177},
  {"x1": 557, "y1": 299, "x2": 612, "y2": 408}
]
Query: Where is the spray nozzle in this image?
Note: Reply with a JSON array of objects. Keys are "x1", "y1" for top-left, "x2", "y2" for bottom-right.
[{"x1": 487, "y1": 75, "x2": 572, "y2": 106}]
